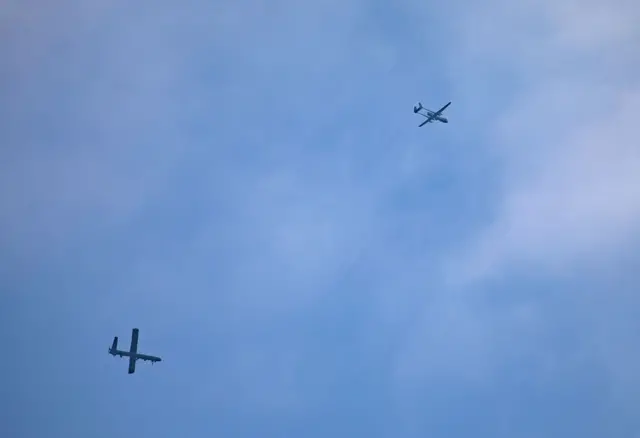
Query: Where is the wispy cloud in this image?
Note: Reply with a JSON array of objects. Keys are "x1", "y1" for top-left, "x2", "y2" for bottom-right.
[
  {"x1": 442, "y1": 0, "x2": 640, "y2": 283},
  {"x1": 391, "y1": 0, "x2": 640, "y2": 433}
]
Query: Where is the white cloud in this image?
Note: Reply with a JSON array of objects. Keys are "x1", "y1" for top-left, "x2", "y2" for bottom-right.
[
  {"x1": 545, "y1": 0, "x2": 640, "y2": 50},
  {"x1": 391, "y1": 0, "x2": 640, "y2": 405},
  {"x1": 441, "y1": 0, "x2": 640, "y2": 283},
  {"x1": 453, "y1": 86, "x2": 640, "y2": 282}
]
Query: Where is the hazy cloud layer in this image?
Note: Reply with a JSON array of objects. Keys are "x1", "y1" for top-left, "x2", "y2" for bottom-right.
[
  {"x1": 443, "y1": 0, "x2": 640, "y2": 281},
  {"x1": 2, "y1": 1, "x2": 640, "y2": 437}
]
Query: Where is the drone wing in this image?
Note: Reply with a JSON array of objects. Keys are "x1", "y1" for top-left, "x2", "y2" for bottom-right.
[
  {"x1": 433, "y1": 101, "x2": 451, "y2": 116},
  {"x1": 419, "y1": 114, "x2": 435, "y2": 127}
]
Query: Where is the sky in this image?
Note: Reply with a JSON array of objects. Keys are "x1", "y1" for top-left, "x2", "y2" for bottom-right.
[{"x1": 1, "y1": 0, "x2": 640, "y2": 437}]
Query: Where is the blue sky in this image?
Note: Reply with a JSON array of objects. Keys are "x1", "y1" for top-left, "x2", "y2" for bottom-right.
[{"x1": 2, "y1": 0, "x2": 640, "y2": 437}]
